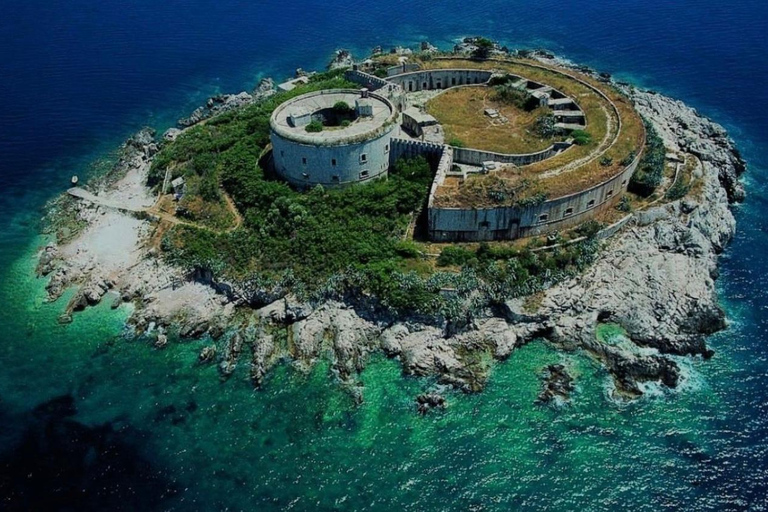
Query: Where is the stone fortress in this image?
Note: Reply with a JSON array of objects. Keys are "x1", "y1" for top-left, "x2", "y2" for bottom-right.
[{"x1": 269, "y1": 54, "x2": 645, "y2": 242}]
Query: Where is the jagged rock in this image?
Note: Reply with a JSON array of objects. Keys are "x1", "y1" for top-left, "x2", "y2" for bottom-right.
[
  {"x1": 219, "y1": 332, "x2": 244, "y2": 378},
  {"x1": 36, "y1": 244, "x2": 58, "y2": 276},
  {"x1": 154, "y1": 333, "x2": 168, "y2": 349},
  {"x1": 420, "y1": 41, "x2": 438, "y2": 53},
  {"x1": 328, "y1": 49, "x2": 353, "y2": 70},
  {"x1": 250, "y1": 334, "x2": 275, "y2": 387},
  {"x1": 163, "y1": 128, "x2": 182, "y2": 142},
  {"x1": 536, "y1": 364, "x2": 575, "y2": 404},
  {"x1": 177, "y1": 92, "x2": 254, "y2": 127},
  {"x1": 252, "y1": 77, "x2": 275, "y2": 100},
  {"x1": 416, "y1": 393, "x2": 446, "y2": 414},
  {"x1": 199, "y1": 345, "x2": 216, "y2": 364}
]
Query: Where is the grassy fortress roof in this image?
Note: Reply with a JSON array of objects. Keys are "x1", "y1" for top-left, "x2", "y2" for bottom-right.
[{"x1": 413, "y1": 58, "x2": 645, "y2": 209}]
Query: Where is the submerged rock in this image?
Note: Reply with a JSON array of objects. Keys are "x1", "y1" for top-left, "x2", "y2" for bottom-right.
[
  {"x1": 416, "y1": 393, "x2": 447, "y2": 414},
  {"x1": 536, "y1": 364, "x2": 575, "y2": 405}
]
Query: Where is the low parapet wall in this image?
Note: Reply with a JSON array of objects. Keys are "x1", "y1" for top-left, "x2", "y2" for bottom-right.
[
  {"x1": 452, "y1": 141, "x2": 572, "y2": 167},
  {"x1": 346, "y1": 69, "x2": 391, "y2": 91}
]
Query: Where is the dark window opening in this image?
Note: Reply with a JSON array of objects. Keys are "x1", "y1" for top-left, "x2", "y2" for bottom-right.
[
  {"x1": 302, "y1": 157, "x2": 307, "y2": 165},
  {"x1": 563, "y1": 208, "x2": 574, "y2": 217},
  {"x1": 360, "y1": 153, "x2": 367, "y2": 163},
  {"x1": 587, "y1": 199, "x2": 596, "y2": 208},
  {"x1": 539, "y1": 213, "x2": 549, "y2": 223},
  {"x1": 360, "y1": 170, "x2": 370, "y2": 179},
  {"x1": 331, "y1": 158, "x2": 337, "y2": 166}
]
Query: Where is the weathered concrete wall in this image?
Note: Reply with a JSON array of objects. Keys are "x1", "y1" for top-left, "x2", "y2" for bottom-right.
[
  {"x1": 428, "y1": 153, "x2": 641, "y2": 242},
  {"x1": 345, "y1": 70, "x2": 407, "y2": 110},
  {"x1": 452, "y1": 142, "x2": 572, "y2": 167},
  {"x1": 389, "y1": 138, "x2": 446, "y2": 169},
  {"x1": 388, "y1": 69, "x2": 494, "y2": 92},
  {"x1": 386, "y1": 63, "x2": 420, "y2": 77},
  {"x1": 272, "y1": 124, "x2": 396, "y2": 189}
]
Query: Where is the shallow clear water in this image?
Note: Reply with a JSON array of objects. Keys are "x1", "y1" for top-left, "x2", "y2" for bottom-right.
[{"x1": 1, "y1": 1, "x2": 767, "y2": 510}]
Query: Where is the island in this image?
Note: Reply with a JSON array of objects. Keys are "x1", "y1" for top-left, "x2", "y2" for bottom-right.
[{"x1": 37, "y1": 38, "x2": 746, "y2": 403}]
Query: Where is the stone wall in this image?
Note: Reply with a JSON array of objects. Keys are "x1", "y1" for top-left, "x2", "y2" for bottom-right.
[
  {"x1": 271, "y1": 110, "x2": 398, "y2": 189},
  {"x1": 427, "y1": 152, "x2": 642, "y2": 242},
  {"x1": 452, "y1": 142, "x2": 572, "y2": 167},
  {"x1": 346, "y1": 70, "x2": 407, "y2": 110},
  {"x1": 387, "y1": 69, "x2": 494, "y2": 92},
  {"x1": 389, "y1": 138, "x2": 446, "y2": 169}
]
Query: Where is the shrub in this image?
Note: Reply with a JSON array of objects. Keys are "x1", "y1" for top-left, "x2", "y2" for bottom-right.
[
  {"x1": 621, "y1": 151, "x2": 637, "y2": 167},
  {"x1": 488, "y1": 74, "x2": 517, "y2": 87},
  {"x1": 340, "y1": 119, "x2": 351, "y2": 127},
  {"x1": 628, "y1": 119, "x2": 665, "y2": 197},
  {"x1": 305, "y1": 120, "x2": 324, "y2": 132},
  {"x1": 394, "y1": 240, "x2": 421, "y2": 258},
  {"x1": 448, "y1": 137, "x2": 465, "y2": 148},
  {"x1": 437, "y1": 246, "x2": 475, "y2": 267},
  {"x1": 571, "y1": 130, "x2": 592, "y2": 146},
  {"x1": 493, "y1": 86, "x2": 540, "y2": 112},
  {"x1": 616, "y1": 195, "x2": 632, "y2": 213},
  {"x1": 471, "y1": 37, "x2": 495, "y2": 60},
  {"x1": 535, "y1": 113, "x2": 556, "y2": 138},
  {"x1": 600, "y1": 156, "x2": 613, "y2": 167},
  {"x1": 665, "y1": 179, "x2": 690, "y2": 200},
  {"x1": 333, "y1": 101, "x2": 352, "y2": 113},
  {"x1": 575, "y1": 220, "x2": 603, "y2": 238}
]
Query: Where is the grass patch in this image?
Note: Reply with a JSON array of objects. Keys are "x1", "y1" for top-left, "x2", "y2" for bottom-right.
[{"x1": 426, "y1": 86, "x2": 554, "y2": 154}]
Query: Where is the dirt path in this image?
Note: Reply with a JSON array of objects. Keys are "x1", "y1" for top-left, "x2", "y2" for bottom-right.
[{"x1": 69, "y1": 186, "x2": 243, "y2": 235}]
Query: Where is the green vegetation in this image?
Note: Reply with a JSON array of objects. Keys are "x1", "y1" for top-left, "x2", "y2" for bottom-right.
[
  {"x1": 470, "y1": 38, "x2": 495, "y2": 60},
  {"x1": 616, "y1": 195, "x2": 632, "y2": 213},
  {"x1": 152, "y1": 69, "x2": 604, "y2": 320},
  {"x1": 305, "y1": 120, "x2": 324, "y2": 132},
  {"x1": 437, "y1": 246, "x2": 476, "y2": 267},
  {"x1": 665, "y1": 177, "x2": 690, "y2": 200},
  {"x1": 333, "y1": 101, "x2": 352, "y2": 113},
  {"x1": 493, "y1": 85, "x2": 540, "y2": 112},
  {"x1": 570, "y1": 130, "x2": 592, "y2": 146},
  {"x1": 448, "y1": 136, "x2": 465, "y2": 148},
  {"x1": 535, "y1": 113, "x2": 556, "y2": 138},
  {"x1": 629, "y1": 120, "x2": 666, "y2": 196}
]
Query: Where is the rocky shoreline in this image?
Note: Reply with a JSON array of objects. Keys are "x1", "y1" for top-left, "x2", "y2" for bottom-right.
[{"x1": 36, "y1": 44, "x2": 744, "y2": 404}]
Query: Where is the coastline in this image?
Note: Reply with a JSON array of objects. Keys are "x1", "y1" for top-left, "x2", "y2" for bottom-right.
[{"x1": 34, "y1": 45, "x2": 745, "y2": 403}]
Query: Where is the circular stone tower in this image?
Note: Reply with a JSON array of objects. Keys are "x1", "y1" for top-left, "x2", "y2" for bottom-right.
[{"x1": 269, "y1": 89, "x2": 398, "y2": 188}]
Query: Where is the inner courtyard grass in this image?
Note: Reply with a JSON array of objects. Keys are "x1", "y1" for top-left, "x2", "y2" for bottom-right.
[{"x1": 426, "y1": 86, "x2": 554, "y2": 154}]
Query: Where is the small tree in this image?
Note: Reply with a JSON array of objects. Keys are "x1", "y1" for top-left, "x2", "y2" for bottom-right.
[
  {"x1": 535, "y1": 113, "x2": 556, "y2": 138},
  {"x1": 305, "y1": 120, "x2": 323, "y2": 133},
  {"x1": 333, "y1": 101, "x2": 352, "y2": 113},
  {"x1": 471, "y1": 38, "x2": 495, "y2": 60}
]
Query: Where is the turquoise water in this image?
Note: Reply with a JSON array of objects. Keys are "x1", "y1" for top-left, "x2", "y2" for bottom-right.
[{"x1": 2, "y1": 0, "x2": 768, "y2": 509}]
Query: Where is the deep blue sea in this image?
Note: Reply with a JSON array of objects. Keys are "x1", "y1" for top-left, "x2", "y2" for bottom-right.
[{"x1": 1, "y1": 1, "x2": 768, "y2": 510}]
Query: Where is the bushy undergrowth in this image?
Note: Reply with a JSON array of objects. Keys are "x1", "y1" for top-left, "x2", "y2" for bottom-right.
[{"x1": 629, "y1": 119, "x2": 666, "y2": 196}]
